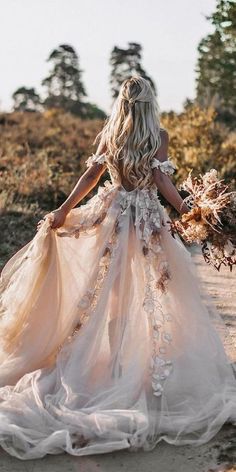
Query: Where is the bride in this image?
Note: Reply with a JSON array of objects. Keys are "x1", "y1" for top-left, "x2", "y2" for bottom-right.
[{"x1": 0, "y1": 76, "x2": 235, "y2": 460}]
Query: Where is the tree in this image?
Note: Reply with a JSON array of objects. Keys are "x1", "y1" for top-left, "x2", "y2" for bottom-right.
[
  {"x1": 42, "y1": 44, "x2": 87, "y2": 111},
  {"x1": 70, "y1": 101, "x2": 107, "y2": 119},
  {"x1": 12, "y1": 87, "x2": 42, "y2": 112},
  {"x1": 109, "y1": 42, "x2": 156, "y2": 99},
  {"x1": 196, "y1": 0, "x2": 236, "y2": 117}
]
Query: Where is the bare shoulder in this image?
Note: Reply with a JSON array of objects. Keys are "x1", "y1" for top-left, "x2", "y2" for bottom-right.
[
  {"x1": 160, "y1": 128, "x2": 169, "y2": 144},
  {"x1": 153, "y1": 128, "x2": 169, "y2": 162}
]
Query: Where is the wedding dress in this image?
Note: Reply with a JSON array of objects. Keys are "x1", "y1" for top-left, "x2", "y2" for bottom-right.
[{"x1": 0, "y1": 153, "x2": 235, "y2": 460}]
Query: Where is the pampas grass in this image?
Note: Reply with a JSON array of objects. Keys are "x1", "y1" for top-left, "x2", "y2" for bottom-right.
[{"x1": 170, "y1": 169, "x2": 236, "y2": 271}]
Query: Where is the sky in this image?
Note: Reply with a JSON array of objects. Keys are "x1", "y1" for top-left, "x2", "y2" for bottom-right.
[{"x1": 0, "y1": 0, "x2": 216, "y2": 114}]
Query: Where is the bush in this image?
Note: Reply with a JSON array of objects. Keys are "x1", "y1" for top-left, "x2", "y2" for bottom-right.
[{"x1": 0, "y1": 105, "x2": 235, "y2": 269}]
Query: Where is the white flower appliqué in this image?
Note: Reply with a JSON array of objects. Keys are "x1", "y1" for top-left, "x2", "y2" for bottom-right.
[
  {"x1": 85, "y1": 153, "x2": 107, "y2": 167},
  {"x1": 151, "y1": 157, "x2": 176, "y2": 176}
]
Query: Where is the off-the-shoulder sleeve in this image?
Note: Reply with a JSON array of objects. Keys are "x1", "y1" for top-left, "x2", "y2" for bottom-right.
[
  {"x1": 85, "y1": 153, "x2": 107, "y2": 167},
  {"x1": 151, "y1": 157, "x2": 176, "y2": 175}
]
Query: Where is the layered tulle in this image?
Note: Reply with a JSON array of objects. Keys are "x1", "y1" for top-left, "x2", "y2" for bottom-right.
[{"x1": 0, "y1": 180, "x2": 235, "y2": 460}]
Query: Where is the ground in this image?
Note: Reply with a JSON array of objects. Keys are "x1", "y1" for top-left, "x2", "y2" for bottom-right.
[{"x1": 0, "y1": 246, "x2": 235, "y2": 472}]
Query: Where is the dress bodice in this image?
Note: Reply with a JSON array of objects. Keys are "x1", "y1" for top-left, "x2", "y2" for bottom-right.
[{"x1": 85, "y1": 153, "x2": 176, "y2": 193}]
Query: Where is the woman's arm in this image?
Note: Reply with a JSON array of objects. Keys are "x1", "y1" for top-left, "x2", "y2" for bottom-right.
[
  {"x1": 59, "y1": 161, "x2": 106, "y2": 214},
  {"x1": 153, "y1": 130, "x2": 189, "y2": 215},
  {"x1": 40, "y1": 141, "x2": 107, "y2": 229},
  {"x1": 60, "y1": 138, "x2": 107, "y2": 214}
]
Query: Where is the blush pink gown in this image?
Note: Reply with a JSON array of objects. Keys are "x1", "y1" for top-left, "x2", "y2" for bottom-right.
[{"x1": 0, "y1": 154, "x2": 235, "y2": 459}]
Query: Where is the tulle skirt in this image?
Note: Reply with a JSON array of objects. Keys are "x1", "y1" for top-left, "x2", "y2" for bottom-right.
[{"x1": 0, "y1": 181, "x2": 235, "y2": 459}]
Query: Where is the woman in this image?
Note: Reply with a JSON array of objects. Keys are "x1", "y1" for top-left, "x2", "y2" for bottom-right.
[{"x1": 0, "y1": 76, "x2": 235, "y2": 460}]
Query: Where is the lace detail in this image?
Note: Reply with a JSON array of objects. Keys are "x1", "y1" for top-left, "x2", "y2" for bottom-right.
[
  {"x1": 76, "y1": 226, "x2": 120, "y2": 328},
  {"x1": 151, "y1": 157, "x2": 176, "y2": 175},
  {"x1": 118, "y1": 185, "x2": 164, "y2": 242},
  {"x1": 85, "y1": 153, "x2": 107, "y2": 167},
  {"x1": 58, "y1": 221, "x2": 120, "y2": 349},
  {"x1": 56, "y1": 181, "x2": 116, "y2": 238},
  {"x1": 57, "y1": 180, "x2": 173, "y2": 396},
  {"x1": 117, "y1": 186, "x2": 173, "y2": 397},
  {"x1": 143, "y1": 249, "x2": 173, "y2": 397}
]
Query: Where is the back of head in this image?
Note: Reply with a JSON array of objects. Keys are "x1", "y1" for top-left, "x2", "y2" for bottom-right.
[{"x1": 96, "y1": 75, "x2": 162, "y2": 188}]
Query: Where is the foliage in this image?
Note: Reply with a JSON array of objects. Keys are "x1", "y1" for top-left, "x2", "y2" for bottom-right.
[
  {"x1": 11, "y1": 44, "x2": 107, "y2": 120},
  {"x1": 0, "y1": 109, "x2": 105, "y2": 211},
  {"x1": 42, "y1": 44, "x2": 87, "y2": 109},
  {"x1": 0, "y1": 105, "x2": 235, "y2": 270},
  {"x1": 161, "y1": 105, "x2": 236, "y2": 188},
  {"x1": 69, "y1": 101, "x2": 107, "y2": 120},
  {"x1": 109, "y1": 42, "x2": 156, "y2": 99},
  {"x1": 196, "y1": 0, "x2": 236, "y2": 121},
  {"x1": 12, "y1": 87, "x2": 42, "y2": 112}
]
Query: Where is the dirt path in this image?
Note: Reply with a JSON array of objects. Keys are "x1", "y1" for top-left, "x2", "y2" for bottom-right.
[
  {"x1": 0, "y1": 246, "x2": 235, "y2": 472},
  {"x1": 191, "y1": 245, "x2": 236, "y2": 364}
]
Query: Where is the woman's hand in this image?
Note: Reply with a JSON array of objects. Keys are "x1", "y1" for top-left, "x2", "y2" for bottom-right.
[
  {"x1": 37, "y1": 207, "x2": 68, "y2": 231},
  {"x1": 50, "y1": 207, "x2": 68, "y2": 229}
]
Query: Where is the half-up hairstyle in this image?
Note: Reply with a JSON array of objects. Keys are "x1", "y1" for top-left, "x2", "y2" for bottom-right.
[{"x1": 94, "y1": 75, "x2": 162, "y2": 188}]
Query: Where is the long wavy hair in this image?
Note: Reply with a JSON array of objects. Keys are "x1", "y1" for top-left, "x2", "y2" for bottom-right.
[{"x1": 94, "y1": 75, "x2": 162, "y2": 188}]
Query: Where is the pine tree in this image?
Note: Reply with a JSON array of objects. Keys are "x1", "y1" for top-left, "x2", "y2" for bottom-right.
[
  {"x1": 42, "y1": 44, "x2": 87, "y2": 111},
  {"x1": 196, "y1": 0, "x2": 236, "y2": 116},
  {"x1": 109, "y1": 42, "x2": 156, "y2": 99},
  {"x1": 12, "y1": 87, "x2": 42, "y2": 112}
]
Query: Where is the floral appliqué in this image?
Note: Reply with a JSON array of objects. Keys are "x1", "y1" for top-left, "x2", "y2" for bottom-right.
[{"x1": 118, "y1": 185, "x2": 173, "y2": 397}]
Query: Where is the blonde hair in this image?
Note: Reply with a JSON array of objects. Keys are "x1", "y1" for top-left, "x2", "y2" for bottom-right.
[{"x1": 94, "y1": 75, "x2": 162, "y2": 188}]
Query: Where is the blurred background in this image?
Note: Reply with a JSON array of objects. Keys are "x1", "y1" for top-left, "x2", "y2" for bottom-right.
[{"x1": 0, "y1": 0, "x2": 235, "y2": 269}]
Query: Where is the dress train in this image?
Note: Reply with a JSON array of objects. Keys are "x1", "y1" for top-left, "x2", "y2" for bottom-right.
[{"x1": 0, "y1": 173, "x2": 235, "y2": 459}]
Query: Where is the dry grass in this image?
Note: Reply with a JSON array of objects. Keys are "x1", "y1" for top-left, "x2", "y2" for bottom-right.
[{"x1": 0, "y1": 105, "x2": 235, "y2": 270}]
